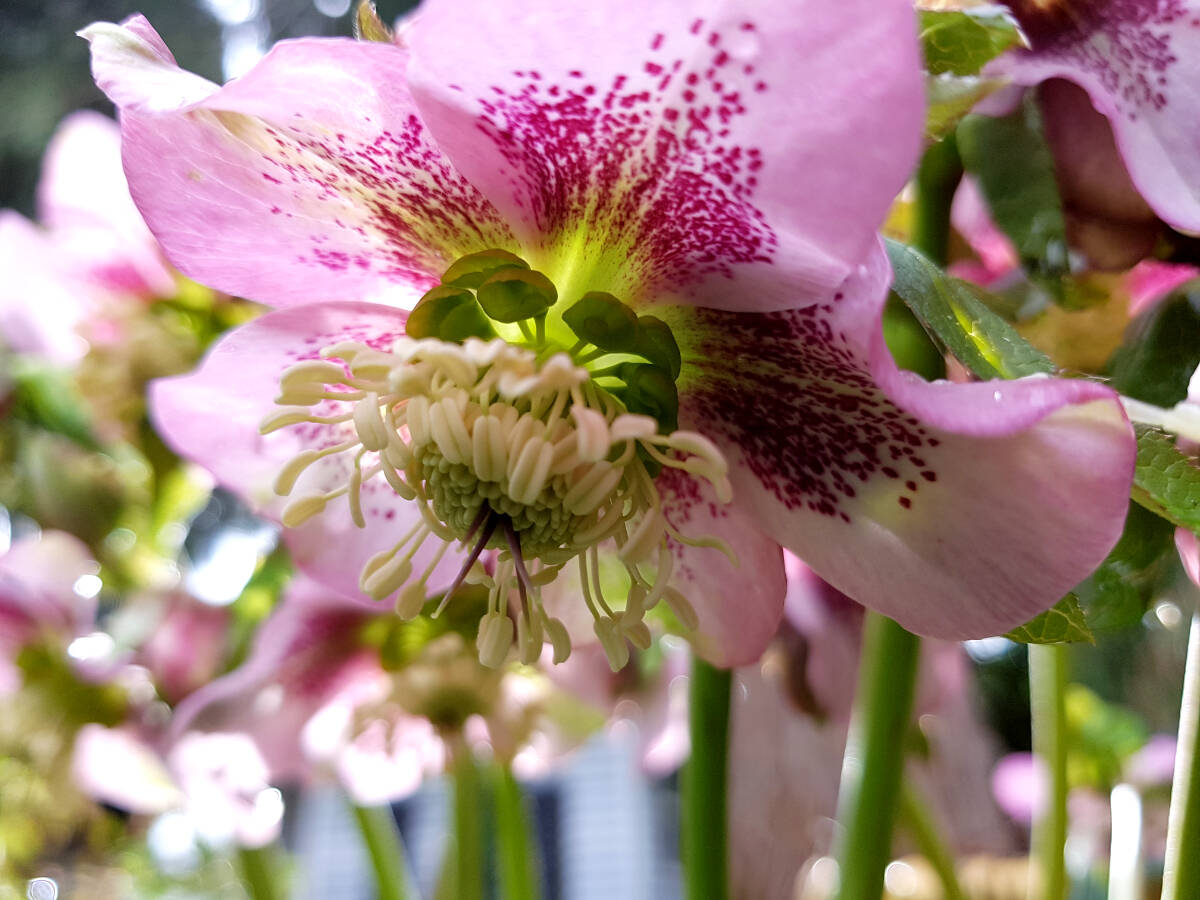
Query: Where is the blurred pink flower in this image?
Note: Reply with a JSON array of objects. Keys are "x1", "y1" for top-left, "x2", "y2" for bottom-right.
[
  {"x1": 0, "y1": 530, "x2": 100, "y2": 691},
  {"x1": 991, "y1": 751, "x2": 1046, "y2": 826},
  {"x1": 1126, "y1": 259, "x2": 1199, "y2": 316},
  {"x1": 167, "y1": 575, "x2": 606, "y2": 805},
  {"x1": 779, "y1": 552, "x2": 967, "y2": 722},
  {"x1": 1124, "y1": 733, "x2": 1177, "y2": 788},
  {"x1": 72, "y1": 724, "x2": 285, "y2": 848},
  {"x1": 135, "y1": 593, "x2": 232, "y2": 705},
  {"x1": 545, "y1": 638, "x2": 690, "y2": 776},
  {"x1": 949, "y1": 176, "x2": 1021, "y2": 288},
  {"x1": 0, "y1": 112, "x2": 175, "y2": 364}
]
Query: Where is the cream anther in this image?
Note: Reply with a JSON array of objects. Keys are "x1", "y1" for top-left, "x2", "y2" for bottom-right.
[
  {"x1": 546, "y1": 618, "x2": 572, "y2": 664},
  {"x1": 395, "y1": 581, "x2": 428, "y2": 620},
  {"x1": 594, "y1": 617, "x2": 630, "y2": 671},
  {"x1": 361, "y1": 553, "x2": 413, "y2": 602},
  {"x1": 610, "y1": 414, "x2": 658, "y2": 442},
  {"x1": 281, "y1": 493, "x2": 329, "y2": 528},
  {"x1": 353, "y1": 394, "x2": 391, "y2": 452},
  {"x1": 478, "y1": 612, "x2": 514, "y2": 668}
]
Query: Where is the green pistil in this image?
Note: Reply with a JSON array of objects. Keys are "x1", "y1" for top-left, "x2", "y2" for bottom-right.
[{"x1": 417, "y1": 443, "x2": 585, "y2": 556}]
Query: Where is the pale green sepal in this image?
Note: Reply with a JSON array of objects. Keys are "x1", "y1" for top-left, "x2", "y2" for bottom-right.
[
  {"x1": 884, "y1": 238, "x2": 1053, "y2": 379},
  {"x1": 354, "y1": 1, "x2": 393, "y2": 42}
]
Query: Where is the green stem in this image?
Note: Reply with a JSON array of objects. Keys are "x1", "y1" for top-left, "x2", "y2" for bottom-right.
[
  {"x1": 493, "y1": 764, "x2": 542, "y2": 900},
  {"x1": 351, "y1": 802, "x2": 413, "y2": 900},
  {"x1": 832, "y1": 613, "x2": 922, "y2": 900},
  {"x1": 912, "y1": 133, "x2": 963, "y2": 267},
  {"x1": 899, "y1": 784, "x2": 967, "y2": 900},
  {"x1": 682, "y1": 658, "x2": 732, "y2": 900},
  {"x1": 1162, "y1": 608, "x2": 1200, "y2": 900},
  {"x1": 1027, "y1": 643, "x2": 1069, "y2": 900},
  {"x1": 237, "y1": 845, "x2": 282, "y2": 900},
  {"x1": 450, "y1": 740, "x2": 486, "y2": 900}
]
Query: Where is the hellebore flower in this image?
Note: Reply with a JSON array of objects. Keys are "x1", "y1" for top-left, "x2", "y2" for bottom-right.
[
  {"x1": 167, "y1": 575, "x2": 608, "y2": 804},
  {"x1": 87, "y1": 0, "x2": 1133, "y2": 670},
  {"x1": 72, "y1": 724, "x2": 286, "y2": 849},
  {"x1": 988, "y1": 1, "x2": 1200, "y2": 266}
]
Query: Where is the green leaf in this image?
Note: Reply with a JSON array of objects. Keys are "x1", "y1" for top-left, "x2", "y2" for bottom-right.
[
  {"x1": 925, "y1": 73, "x2": 1005, "y2": 143},
  {"x1": 1004, "y1": 594, "x2": 1094, "y2": 644},
  {"x1": 918, "y1": 8, "x2": 1022, "y2": 77},
  {"x1": 10, "y1": 361, "x2": 102, "y2": 451},
  {"x1": 957, "y1": 101, "x2": 1069, "y2": 285},
  {"x1": 406, "y1": 286, "x2": 496, "y2": 342},
  {"x1": 562, "y1": 292, "x2": 639, "y2": 352},
  {"x1": 476, "y1": 268, "x2": 557, "y2": 323},
  {"x1": 885, "y1": 238, "x2": 1054, "y2": 379},
  {"x1": 1131, "y1": 426, "x2": 1200, "y2": 531},
  {"x1": 353, "y1": 0, "x2": 393, "y2": 42},
  {"x1": 440, "y1": 248, "x2": 528, "y2": 289},
  {"x1": 633, "y1": 315, "x2": 682, "y2": 379},
  {"x1": 615, "y1": 364, "x2": 679, "y2": 432},
  {"x1": 1073, "y1": 501, "x2": 1176, "y2": 632},
  {"x1": 1108, "y1": 283, "x2": 1200, "y2": 406}
]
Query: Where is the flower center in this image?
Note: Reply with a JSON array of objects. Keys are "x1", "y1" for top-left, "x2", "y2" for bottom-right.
[{"x1": 262, "y1": 251, "x2": 732, "y2": 670}]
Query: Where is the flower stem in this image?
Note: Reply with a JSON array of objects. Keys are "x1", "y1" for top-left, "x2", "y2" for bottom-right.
[
  {"x1": 237, "y1": 845, "x2": 282, "y2": 900},
  {"x1": 682, "y1": 657, "x2": 731, "y2": 900},
  {"x1": 899, "y1": 783, "x2": 967, "y2": 900},
  {"x1": 832, "y1": 612, "x2": 921, "y2": 900},
  {"x1": 350, "y1": 802, "x2": 413, "y2": 900},
  {"x1": 1107, "y1": 784, "x2": 1144, "y2": 900},
  {"x1": 450, "y1": 740, "x2": 486, "y2": 900},
  {"x1": 492, "y1": 764, "x2": 542, "y2": 900},
  {"x1": 1027, "y1": 643, "x2": 1069, "y2": 900},
  {"x1": 1162, "y1": 606, "x2": 1200, "y2": 900},
  {"x1": 912, "y1": 133, "x2": 963, "y2": 268}
]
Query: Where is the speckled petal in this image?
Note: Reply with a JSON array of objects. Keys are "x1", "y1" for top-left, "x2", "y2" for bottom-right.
[
  {"x1": 657, "y1": 469, "x2": 786, "y2": 666},
  {"x1": 990, "y1": 2, "x2": 1200, "y2": 231},
  {"x1": 404, "y1": 0, "x2": 923, "y2": 312},
  {"x1": 149, "y1": 302, "x2": 462, "y2": 601},
  {"x1": 84, "y1": 16, "x2": 514, "y2": 308},
  {"x1": 670, "y1": 244, "x2": 1136, "y2": 639}
]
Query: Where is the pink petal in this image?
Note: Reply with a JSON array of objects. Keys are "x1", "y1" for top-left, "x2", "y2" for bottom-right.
[
  {"x1": 72, "y1": 725, "x2": 182, "y2": 815},
  {"x1": 989, "y1": 5, "x2": 1200, "y2": 232},
  {"x1": 169, "y1": 576, "x2": 379, "y2": 780},
  {"x1": 0, "y1": 530, "x2": 98, "y2": 648},
  {"x1": 149, "y1": 302, "x2": 462, "y2": 602},
  {"x1": 991, "y1": 752, "x2": 1045, "y2": 826},
  {"x1": 405, "y1": 0, "x2": 923, "y2": 312},
  {"x1": 84, "y1": 16, "x2": 513, "y2": 308},
  {"x1": 37, "y1": 110, "x2": 175, "y2": 298},
  {"x1": 1176, "y1": 526, "x2": 1200, "y2": 587},
  {"x1": 0, "y1": 212, "x2": 90, "y2": 363},
  {"x1": 1126, "y1": 260, "x2": 1198, "y2": 316},
  {"x1": 1125, "y1": 733, "x2": 1177, "y2": 787},
  {"x1": 782, "y1": 553, "x2": 967, "y2": 720},
  {"x1": 948, "y1": 176, "x2": 1019, "y2": 287},
  {"x1": 673, "y1": 243, "x2": 1135, "y2": 639},
  {"x1": 658, "y1": 468, "x2": 786, "y2": 666}
]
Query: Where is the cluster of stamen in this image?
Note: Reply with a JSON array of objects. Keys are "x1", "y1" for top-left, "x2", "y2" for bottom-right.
[{"x1": 262, "y1": 334, "x2": 731, "y2": 670}]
